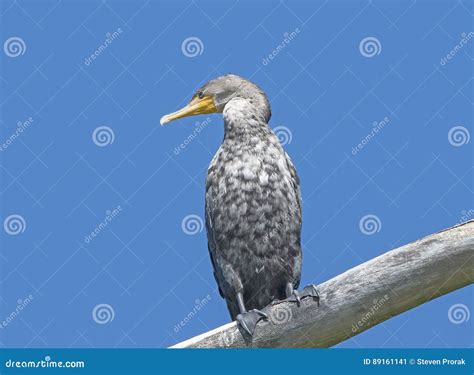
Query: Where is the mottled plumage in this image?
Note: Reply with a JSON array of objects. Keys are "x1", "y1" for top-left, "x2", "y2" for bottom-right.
[
  {"x1": 161, "y1": 74, "x2": 307, "y2": 333},
  {"x1": 203, "y1": 78, "x2": 302, "y2": 319}
]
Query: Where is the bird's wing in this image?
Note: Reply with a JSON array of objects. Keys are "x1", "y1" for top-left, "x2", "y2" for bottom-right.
[
  {"x1": 284, "y1": 151, "x2": 302, "y2": 217},
  {"x1": 205, "y1": 198, "x2": 225, "y2": 299},
  {"x1": 205, "y1": 151, "x2": 226, "y2": 300},
  {"x1": 283, "y1": 151, "x2": 303, "y2": 289}
]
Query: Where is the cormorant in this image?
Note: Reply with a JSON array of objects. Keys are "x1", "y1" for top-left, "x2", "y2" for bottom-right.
[{"x1": 161, "y1": 75, "x2": 318, "y2": 335}]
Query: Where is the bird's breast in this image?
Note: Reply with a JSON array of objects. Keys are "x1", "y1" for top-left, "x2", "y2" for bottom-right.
[
  {"x1": 206, "y1": 139, "x2": 299, "y2": 249},
  {"x1": 208, "y1": 141, "x2": 292, "y2": 199}
]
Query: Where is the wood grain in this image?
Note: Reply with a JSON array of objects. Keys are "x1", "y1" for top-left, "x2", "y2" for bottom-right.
[{"x1": 171, "y1": 221, "x2": 474, "y2": 348}]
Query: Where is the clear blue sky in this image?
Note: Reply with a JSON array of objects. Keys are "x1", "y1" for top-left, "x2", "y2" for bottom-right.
[{"x1": 0, "y1": 0, "x2": 472, "y2": 348}]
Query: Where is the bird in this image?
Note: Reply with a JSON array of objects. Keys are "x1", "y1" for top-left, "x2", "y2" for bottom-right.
[{"x1": 161, "y1": 74, "x2": 318, "y2": 335}]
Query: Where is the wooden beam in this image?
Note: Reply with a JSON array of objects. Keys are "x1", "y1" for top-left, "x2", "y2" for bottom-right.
[{"x1": 171, "y1": 221, "x2": 474, "y2": 348}]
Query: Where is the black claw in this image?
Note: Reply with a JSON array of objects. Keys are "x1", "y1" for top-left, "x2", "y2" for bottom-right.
[
  {"x1": 236, "y1": 309, "x2": 268, "y2": 336},
  {"x1": 301, "y1": 284, "x2": 320, "y2": 305},
  {"x1": 287, "y1": 290, "x2": 301, "y2": 306},
  {"x1": 253, "y1": 309, "x2": 268, "y2": 319}
]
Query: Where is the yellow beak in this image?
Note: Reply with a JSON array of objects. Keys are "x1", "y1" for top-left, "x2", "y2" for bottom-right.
[{"x1": 160, "y1": 95, "x2": 217, "y2": 126}]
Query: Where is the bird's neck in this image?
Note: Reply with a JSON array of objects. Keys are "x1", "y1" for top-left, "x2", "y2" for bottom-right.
[{"x1": 223, "y1": 98, "x2": 271, "y2": 140}]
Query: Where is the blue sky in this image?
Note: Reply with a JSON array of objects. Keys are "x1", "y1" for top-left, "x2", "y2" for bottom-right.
[{"x1": 0, "y1": 0, "x2": 472, "y2": 348}]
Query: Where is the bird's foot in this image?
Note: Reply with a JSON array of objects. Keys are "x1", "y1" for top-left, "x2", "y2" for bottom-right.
[
  {"x1": 236, "y1": 309, "x2": 268, "y2": 336},
  {"x1": 286, "y1": 289, "x2": 301, "y2": 306},
  {"x1": 300, "y1": 284, "x2": 320, "y2": 306}
]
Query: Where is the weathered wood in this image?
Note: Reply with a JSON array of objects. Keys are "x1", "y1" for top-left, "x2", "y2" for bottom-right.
[{"x1": 171, "y1": 221, "x2": 474, "y2": 348}]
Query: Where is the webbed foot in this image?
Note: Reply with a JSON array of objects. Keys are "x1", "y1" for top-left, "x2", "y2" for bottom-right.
[
  {"x1": 301, "y1": 284, "x2": 320, "y2": 305},
  {"x1": 236, "y1": 309, "x2": 268, "y2": 336},
  {"x1": 286, "y1": 289, "x2": 301, "y2": 306}
]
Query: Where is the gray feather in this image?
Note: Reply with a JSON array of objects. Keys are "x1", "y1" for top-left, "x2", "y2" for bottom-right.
[{"x1": 203, "y1": 77, "x2": 302, "y2": 319}]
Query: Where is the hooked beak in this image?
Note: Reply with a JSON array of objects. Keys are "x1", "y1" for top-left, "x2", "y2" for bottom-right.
[{"x1": 160, "y1": 95, "x2": 217, "y2": 126}]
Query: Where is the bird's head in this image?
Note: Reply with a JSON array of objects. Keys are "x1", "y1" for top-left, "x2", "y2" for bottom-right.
[{"x1": 160, "y1": 74, "x2": 271, "y2": 125}]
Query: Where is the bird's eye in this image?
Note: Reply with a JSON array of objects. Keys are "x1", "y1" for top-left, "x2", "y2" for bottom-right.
[{"x1": 197, "y1": 91, "x2": 204, "y2": 99}]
